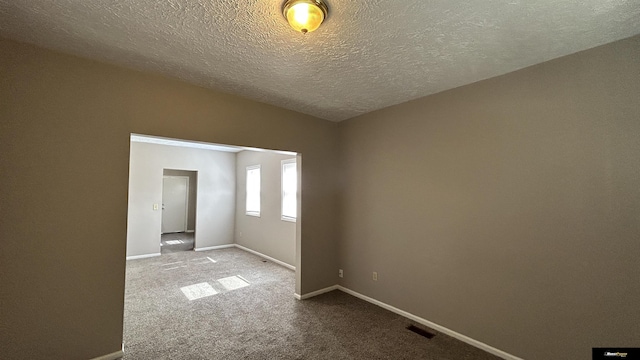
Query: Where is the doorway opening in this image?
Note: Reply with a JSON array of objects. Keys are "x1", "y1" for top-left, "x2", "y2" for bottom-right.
[
  {"x1": 125, "y1": 133, "x2": 302, "y2": 296},
  {"x1": 161, "y1": 169, "x2": 197, "y2": 254},
  {"x1": 124, "y1": 134, "x2": 304, "y2": 356}
]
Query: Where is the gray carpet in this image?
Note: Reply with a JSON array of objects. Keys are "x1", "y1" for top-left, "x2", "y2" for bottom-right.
[{"x1": 124, "y1": 248, "x2": 502, "y2": 360}]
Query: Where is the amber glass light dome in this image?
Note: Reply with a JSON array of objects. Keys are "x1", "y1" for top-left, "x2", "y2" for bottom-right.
[{"x1": 283, "y1": 0, "x2": 328, "y2": 34}]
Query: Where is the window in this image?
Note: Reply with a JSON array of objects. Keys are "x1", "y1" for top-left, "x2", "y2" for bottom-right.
[
  {"x1": 281, "y1": 159, "x2": 297, "y2": 221},
  {"x1": 246, "y1": 165, "x2": 260, "y2": 216}
]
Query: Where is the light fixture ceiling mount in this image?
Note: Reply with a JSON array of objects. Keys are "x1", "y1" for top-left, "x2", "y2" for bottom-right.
[{"x1": 282, "y1": 0, "x2": 328, "y2": 34}]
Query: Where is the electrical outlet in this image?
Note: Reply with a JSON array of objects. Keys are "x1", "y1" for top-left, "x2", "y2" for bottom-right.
[
  {"x1": 338, "y1": 269, "x2": 343, "y2": 278},
  {"x1": 373, "y1": 272, "x2": 378, "y2": 281}
]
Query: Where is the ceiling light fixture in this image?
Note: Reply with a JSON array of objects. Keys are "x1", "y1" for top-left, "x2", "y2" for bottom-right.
[{"x1": 282, "y1": 0, "x2": 328, "y2": 34}]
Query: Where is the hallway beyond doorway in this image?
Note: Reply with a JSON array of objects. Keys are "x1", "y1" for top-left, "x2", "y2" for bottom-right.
[{"x1": 161, "y1": 232, "x2": 194, "y2": 254}]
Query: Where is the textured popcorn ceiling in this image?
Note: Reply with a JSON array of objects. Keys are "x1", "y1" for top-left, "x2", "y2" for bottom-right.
[{"x1": 1, "y1": 1, "x2": 639, "y2": 121}]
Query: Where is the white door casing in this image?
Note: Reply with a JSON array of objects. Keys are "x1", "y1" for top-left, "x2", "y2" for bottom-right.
[{"x1": 162, "y1": 176, "x2": 188, "y2": 234}]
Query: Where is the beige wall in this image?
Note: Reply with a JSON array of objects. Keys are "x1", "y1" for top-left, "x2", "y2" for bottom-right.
[
  {"x1": 127, "y1": 141, "x2": 236, "y2": 257},
  {"x1": 0, "y1": 38, "x2": 339, "y2": 360},
  {"x1": 163, "y1": 169, "x2": 198, "y2": 231},
  {"x1": 235, "y1": 150, "x2": 297, "y2": 266},
  {"x1": 338, "y1": 35, "x2": 640, "y2": 360}
]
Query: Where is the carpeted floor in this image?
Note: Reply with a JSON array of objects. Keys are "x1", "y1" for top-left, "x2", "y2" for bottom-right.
[{"x1": 123, "y1": 248, "x2": 502, "y2": 360}]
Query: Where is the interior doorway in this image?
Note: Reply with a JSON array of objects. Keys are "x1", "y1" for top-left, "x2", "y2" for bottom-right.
[
  {"x1": 162, "y1": 176, "x2": 188, "y2": 233},
  {"x1": 126, "y1": 133, "x2": 302, "y2": 295},
  {"x1": 161, "y1": 169, "x2": 197, "y2": 253}
]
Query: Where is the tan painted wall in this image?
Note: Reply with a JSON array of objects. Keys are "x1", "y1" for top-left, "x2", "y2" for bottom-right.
[
  {"x1": 338, "y1": 35, "x2": 640, "y2": 359},
  {"x1": 163, "y1": 169, "x2": 198, "y2": 231},
  {"x1": 235, "y1": 150, "x2": 297, "y2": 266},
  {"x1": 0, "y1": 38, "x2": 339, "y2": 359}
]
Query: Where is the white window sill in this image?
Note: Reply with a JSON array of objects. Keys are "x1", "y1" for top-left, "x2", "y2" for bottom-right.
[
  {"x1": 246, "y1": 212, "x2": 261, "y2": 217},
  {"x1": 281, "y1": 216, "x2": 296, "y2": 223}
]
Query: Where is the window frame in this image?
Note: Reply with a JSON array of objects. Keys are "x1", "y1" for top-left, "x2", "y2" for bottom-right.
[
  {"x1": 281, "y1": 159, "x2": 297, "y2": 222},
  {"x1": 246, "y1": 164, "x2": 261, "y2": 217}
]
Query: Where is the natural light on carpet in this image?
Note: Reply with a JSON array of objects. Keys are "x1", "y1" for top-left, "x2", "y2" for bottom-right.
[
  {"x1": 180, "y1": 282, "x2": 218, "y2": 300},
  {"x1": 180, "y1": 276, "x2": 250, "y2": 301},
  {"x1": 218, "y1": 275, "x2": 250, "y2": 291},
  {"x1": 165, "y1": 240, "x2": 184, "y2": 245}
]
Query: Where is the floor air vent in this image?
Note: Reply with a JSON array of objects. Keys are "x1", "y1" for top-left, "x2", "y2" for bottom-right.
[{"x1": 406, "y1": 325, "x2": 436, "y2": 339}]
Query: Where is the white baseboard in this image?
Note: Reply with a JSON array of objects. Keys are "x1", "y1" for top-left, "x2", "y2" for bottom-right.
[
  {"x1": 126, "y1": 253, "x2": 160, "y2": 261},
  {"x1": 336, "y1": 286, "x2": 523, "y2": 360},
  {"x1": 90, "y1": 347, "x2": 124, "y2": 360},
  {"x1": 194, "y1": 244, "x2": 235, "y2": 252},
  {"x1": 234, "y1": 244, "x2": 296, "y2": 271},
  {"x1": 294, "y1": 285, "x2": 338, "y2": 300}
]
